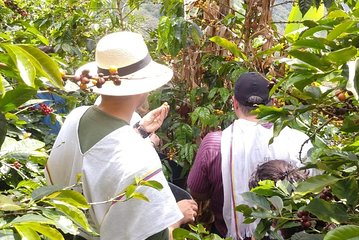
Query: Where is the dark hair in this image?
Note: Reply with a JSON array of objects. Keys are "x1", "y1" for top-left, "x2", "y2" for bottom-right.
[{"x1": 248, "y1": 160, "x2": 308, "y2": 189}]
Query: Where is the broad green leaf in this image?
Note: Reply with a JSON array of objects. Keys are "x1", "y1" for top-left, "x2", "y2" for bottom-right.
[
  {"x1": 324, "y1": 0, "x2": 334, "y2": 8},
  {"x1": 292, "y1": 39, "x2": 326, "y2": 49},
  {"x1": 209, "y1": 36, "x2": 247, "y2": 60},
  {"x1": 285, "y1": 5, "x2": 324, "y2": 38},
  {"x1": 289, "y1": 50, "x2": 330, "y2": 71},
  {"x1": 32, "y1": 185, "x2": 63, "y2": 201},
  {"x1": 241, "y1": 192, "x2": 271, "y2": 210},
  {"x1": 299, "y1": 0, "x2": 315, "y2": 16},
  {"x1": 295, "y1": 175, "x2": 340, "y2": 195},
  {"x1": 332, "y1": 178, "x2": 359, "y2": 207},
  {"x1": 11, "y1": 214, "x2": 54, "y2": 225},
  {"x1": 341, "y1": 114, "x2": 359, "y2": 133},
  {"x1": 327, "y1": 20, "x2": 355, "y2": 41},
  {"x1": 18, "y1": 45, "x2": 63, "y2": 88},
  {"x1": 173, "y1": 228, "x2": 201, "y2": 240},
  {"x1": 324, "y1": 46, "x2": 357, "y2": 66},
  {"x1": 0, "y1": 229, "x2": 17, "y2": 239},
  {"x1": 47, "y1": 200, "x2": 94, "y2": 233},
  {"x1": 140, "y1": 180, "x2": 164, "y2": 190},
  {"x1": 304, "y1": 199, "x2": 348, "y2": 223},
  {"x1": 0, "y1": 195, "x2": 22, "y2": 211},
  {"x1": 327, "y1": 9, "x2": 350, "y2": 19},
  {"x1": 52, "y1": 190, "x2": 89, "y2": 209},
  {"x1": 268, "y1": 196, "x2": 283, "y2": 214},
  {"x1": 324, "y1": 225, "x2": 359, "y2": 240},
  {"x1": 0, "y1": 85, "x2": 37, "y2": 112},
  {"x1": 41, "y1": 208, "x2": 79, "y2": 235},
  {"x1": 0, "y1": 112, "x2": 6, "y2": 148},
  {"x1": 0, "y1": 44, "x2": 36, "y2": 87},
  {"x1": 14, "y1": 222, "x2": 64, "y2": 240},
  {"x1": 22, "y1": 23, "x2": 49, "y2": 45},
  {"x1": 291, "y1": 232, "x2": 324, "y2": 240},
  {"x1": 14, "y1": 225, "x2": 40, "y2": 240},
  {"x1": 235, "y1": 204, "x2": 253, "y2": 216}
]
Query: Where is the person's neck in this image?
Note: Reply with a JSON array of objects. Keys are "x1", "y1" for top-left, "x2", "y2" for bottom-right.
[
  {"x1": 236, "y1": 112, "x2": 259, "y2": 122},
  {"x1": 97, "y1": 97, "x2": 136, "y2": 123}
]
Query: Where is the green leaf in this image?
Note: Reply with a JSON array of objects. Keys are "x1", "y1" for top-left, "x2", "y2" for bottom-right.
[
  {"x1": 0, "y1": 44, "x2": 36, "y2": 87},
  {"x1": 32, "y1": 185, "x2": 64, "y2": 201},
  {"x1": 0, "y1": 74, "x2": 4, "y2": 96},
  {"x1": 235, "y1": 204, "x2": 253, "y2": 217},
  {"x1": 18, "y1": 45, "x2": 63, "y2": 88},
  {"x1": 292, "y1": 39, "x2": 326, "y2": 50},
  {"x1": 11, "y1": 214, "x2": 54, "y2": 225},
  {"x1": 140, "y1": 180, "x2": 164, "y2": 190},
  {"x1": 0, "y1": 85, "x2": 37, "y2": 112},
  {"x1": 299, "y1": 0, "x2": 315, "y2": 16},
  {"x1": 241, "y1": 192, "x2": 271, "y2": 210},
  {"x1": 324, "y1": 46, "x2": 357, "y2": 66},
  {"x1": 173, "y1": 227, "x2": 201, "y2": 240},
  {"x1": 46, "y1": 200, "x2": 94, "y2": 233},
  {"x1": 323, "y1": 0, "x2": 333, "y2": 8},
  {"x1": 341, "y1": 114, "x2": 359, "y2": 133},
  {"x1": 209, "y1": 36, "x2": 247, "y2": 61},
  {"x1": 295, "y1": 175, "x2": 340, "y2": 195},
  {"x1": 40, "y1": 208, "x2": 78, "y2": 235},
  {"x1": 0, "y1": 112, "x2": 6, "y2": 148},
  {"x1": 268, "y1": 196, "x2": 283, "y2": 214},
  {"x1": 125, "y1": 185, "x2": 137, "y2": 199},
  {"x1": 14, "y1": 225, "x2": 40, "y2": 240},
  {"x1": 291, "y1": 232, "x2": 324, "y2": 240},
  {"x1": 327, "y1": 20, "x2": 355, "y2": 41},
  {"x1": 324, "y1": 225, "x2": 359, "y2": 240},
  {"x1": 289, "y1": 50, "x2": 330, "y2": 71},
  {"x1": 14, "y1": 222, "x2": 64, "y2": 240},
  {"x1": 332, "y1": 178, "x2": 359, "y2": 207},
  {"x1": 304, "y1": 199, "x2": 348, "y2": 223},
  {"x1": 0, "y1": 195, "x2": 22, "y2": 211},
  {"x1": 131, "y1": 192, "x2": 149, "y2": 202},
  {"x1": 52, "y1": 190, "x2": 89, "y2": 209}
]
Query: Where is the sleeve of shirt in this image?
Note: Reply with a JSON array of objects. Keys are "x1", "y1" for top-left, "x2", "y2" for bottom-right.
[{"x1": 187, "y1": 132, "x2": 221, "y2": 197}]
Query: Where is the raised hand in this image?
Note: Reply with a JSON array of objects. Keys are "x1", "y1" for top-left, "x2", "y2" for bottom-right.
[{"x1": 140, "y1": 102, "x2": 169, "y2": 133}]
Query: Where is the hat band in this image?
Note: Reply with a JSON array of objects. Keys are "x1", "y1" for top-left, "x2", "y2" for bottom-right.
[{"x1": 97, "y1": 53, "x2": 152, "y2": 77}]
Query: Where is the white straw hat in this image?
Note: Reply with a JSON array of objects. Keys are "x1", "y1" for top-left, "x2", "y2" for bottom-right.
[{"x1": 75, "y1": 31, "x2": 173, "y2": 96}]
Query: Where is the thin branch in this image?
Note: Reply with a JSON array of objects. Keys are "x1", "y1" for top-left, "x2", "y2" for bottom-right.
[{"x1": 299, "y1": 117, "x2": 334, "y2": 162}]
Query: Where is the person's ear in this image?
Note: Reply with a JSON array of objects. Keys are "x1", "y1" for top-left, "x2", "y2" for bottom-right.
[{"x1": 232, "y1": 96, "x2": 238, "y2": 110}]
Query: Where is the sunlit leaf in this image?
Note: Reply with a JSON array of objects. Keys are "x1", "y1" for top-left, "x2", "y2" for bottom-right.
[
  {"x1": 0, "y1": 44, "x2": 36, "y2": 87},
  {"x1": 32, "y1": 185, "x2": 63, "y2": 201},
  {"x1": 209, "y1": 36, "x2": 247, "y2": 61},
  {"x1": 13, "y1": 225, "x2": 40, "y2": 240},
  {"x1": 304, "y1": 199, "x2": 348, "y2": 223},
  {"x1": 324, "y1": 225, "x2": 359, "y2": 240},
  {"x1": 295, "y1": 175, "x2": 340, "y2": 195}
]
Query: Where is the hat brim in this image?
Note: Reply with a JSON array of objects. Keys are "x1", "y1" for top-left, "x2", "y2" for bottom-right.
[{"x1": 74, "y1": 61, "x2": 173, "y2": 96}]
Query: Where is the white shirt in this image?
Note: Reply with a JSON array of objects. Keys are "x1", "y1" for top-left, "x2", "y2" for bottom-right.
[
  {"x1": 45, "y1": 106, "x2": 182, "y2": 240},
  {"x1": 221, "y1": 119, "x2": 312, "y2": 239}
]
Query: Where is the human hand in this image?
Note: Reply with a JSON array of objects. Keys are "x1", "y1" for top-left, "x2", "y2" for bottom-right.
[
  {"x1": 149, "y1": 133, "x2": 161, "y2": 148},
  {"x1": 140, "y1": 102, "x2": 169, "y2": 133},
  {"x1": 175, "y1": 199, "x2": 198, "y2": 226}
]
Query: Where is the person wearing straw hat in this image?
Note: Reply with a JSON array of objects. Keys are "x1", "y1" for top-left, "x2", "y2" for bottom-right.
[{"x1": 45, "y1": 31, "x2": 197, "y2": 240}]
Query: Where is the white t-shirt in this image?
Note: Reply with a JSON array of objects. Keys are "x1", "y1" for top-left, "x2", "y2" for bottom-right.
[
  {"x1": 221, "y1": 119, "x2": 312, "y2": 239},
  {"x1": 45, "y1": 106, "x2": 182, "y2": 240}
]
